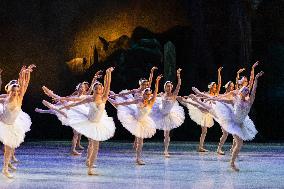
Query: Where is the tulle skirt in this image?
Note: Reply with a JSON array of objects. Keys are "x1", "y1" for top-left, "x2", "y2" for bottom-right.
[
  {"x1": 59, "y1": 104, "x2": 115, "y2": 141},
  {"x1": 212, "y1": 102, "x2": 257, "y2": 141},
  {"x1": 184, "y1": 99, "x2": 214, "y2": 128},
  {"x1": 0, "y1": 107, "x2": 31, "y2": 148},
  {"x1": 115, "y1": 93, "x2": 156, "y2": 138},
  {"x1": 151, "y1": 99, "x2": 185, "y2": 130}
]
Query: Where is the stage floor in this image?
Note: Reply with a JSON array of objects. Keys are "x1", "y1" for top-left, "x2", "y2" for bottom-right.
[{"x1": 0, "y1": 141, "x2": 283, "y2": 189}]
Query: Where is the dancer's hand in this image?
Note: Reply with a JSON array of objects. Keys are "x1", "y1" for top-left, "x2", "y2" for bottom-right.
[
  {"x1": 255, "y1": 71, "x2": 264, "y2": 79},
  {"x1": 177, "y1": 68, "x2": 182, "y2": 77},
  {"x1": 192, "y1": 87, "x2": 201, "y2": 94},
  {"x1": 237, "y1": 68, "x2": 245, "y2": 74},
  {"x1": 151, "y1": 66, "x2": 158, "y2": 72},
  {"x1": 218, "y1": 67, "x2": 223, "y2": 72},
  {"x1": 156, "y1": 74, "x2": 163, "y2": 82},
  {"x1": 252, "y1": 61, "x2": 259, "y2": 68},
  {"x1": 94, "y1": 70, "x2": 103, "y2": 78},
  {"x1": 106, "y1": 67, "x2": 115, "y2": 72}
]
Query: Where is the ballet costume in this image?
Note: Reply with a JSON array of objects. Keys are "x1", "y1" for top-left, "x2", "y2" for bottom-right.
[
  {"x1": 183, "y1": 98, "x2": 214, "y2": 128},
  {"x1": 151, "y1": 95, "x2": 185, "y2": 131},
  {"x1": 115, "y1": 93, "x2": 156, "y2": 138},
  {"x1": 62, "y1": 102, "x2": 115, "y2": 141},
  {"x1": 0, "y1": 102, "x2": 31, "y2": 149},
  {"x1": 211, "y1": 98, "x2": 257, "y2": 141}
]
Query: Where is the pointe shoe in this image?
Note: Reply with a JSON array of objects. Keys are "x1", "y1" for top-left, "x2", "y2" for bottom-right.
[
  {"x1": 85, "y1": 160, "x2": 96, "y2": 168},
  {"x1": 77, "y1": 145, "x2": 84, "y2": 150},
  {"x1": 71, "y1": 150, "x2": 81, "y2": 156},
  {"x1": 217, "y1": 149, "x2": 225, "y2": 155},
  {"x1": 230, "y1": 163, "x2": 240, "y2": 172},
  {"x1": 88, "y1": 168, "x2": 99, "y2": 176},
  {"x1": 12, "y1": 156, "x2": 19, "y2": 163},
  {"x1": 8, "y1": 163, "x2": 17, "y2": 171},
  {"x1": 2, "y1": 169, "x2": 14, "y2": 179},
  {"x1": 198, "y1": 147, "x2": 209, "y2": 152},
  {"x1": 164, "y1": 152, "x2": 170, "y2": 158},
  {"x1": 136, "y1": 160, "x2": 145, "y2": 165}
]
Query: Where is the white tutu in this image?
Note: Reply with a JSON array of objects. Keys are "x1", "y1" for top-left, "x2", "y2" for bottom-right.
[
  {"x1": 183, "y1": 99, "x2": 214, "y2": 128},
  {"x1": 0, "y1": 104, "x2": 31, "y2": 148},
  {"x1": 60, "y1": 103, "x2": 115, "y2": 141},
  {"x1": 212, "y1": 102, "x2": 257, "y2": 141},
  {"x1": 116, "y1": 95, "x2": 156, "y2": 138},
  {"x1": 151, "y1": 97, "x2": 185, "y2": 130}
]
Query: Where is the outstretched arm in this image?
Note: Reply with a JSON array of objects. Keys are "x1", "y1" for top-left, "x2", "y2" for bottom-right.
[
  {"x1": 217, "y1": 67, "x2": 223, "y2": 94},
  {"x1": 148, "y1": 66, "x2": 158, "y2": 87},
  {"x1": 60, "y1": 97, "x2": 92, "y2": 110},
  {"x1": 173, "y1": 68, "x2": 182, "y2": 97},
  {"x1": 114, "y1": 99, "x2": 140, "y2": 106},
  {"x1": 192, "y1": 87, "x2": 212, "y2": 99},
  {"x1": 249, "y1": 61, "x2": 259, "y2": 91},
  {"x1": 235, "y1": 68, "x2": 245, "y2": 90},
  {"x1": 250, "y1": 71, "x2": 264, "y2": 105},
  {"x1": 150, "y1": 74, "x2": 163, "y2": 106}
]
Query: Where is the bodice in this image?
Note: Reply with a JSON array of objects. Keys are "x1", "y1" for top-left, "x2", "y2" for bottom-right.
[
  {"x1": 233, "y1": 98, "x2": 251, "y2": 123},
  {"x1": 160, "y1": 97, "x2": 175, "y2": 114},
  {"x1": 88, "y1": 102, "x2": 105, "y2": 122},
  {"x1": 136, "y1": 103, "x2": 151, "y2": 120},
  {"x1": 0, "y1": 102, "x2": 21, "y2": 125}
]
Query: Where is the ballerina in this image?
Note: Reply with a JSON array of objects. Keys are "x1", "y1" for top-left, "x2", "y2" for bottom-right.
[
  {"x1": 0, "y1": 65, "x2": 35, "y2": 178},
  {"x1": 36, "y1": 71, "x2": 103, "y2": 155},
  {"x1": 190, "y1": 71, "x2": 264, "y2": 171},
  {"x1": 215, "y1": 80, "x2": 235, "y2": 155},
  {"x1": 109, "y1": 66, "x2": 158, "y2": 148},
  {"x1": 151, "y1": 69, "x2": 185, "y2": 157},
  {"x1": 60, "y1": 67, "x2": 115, "y2": 175},
  {"x1": 180, "y1": 67, "x2": 223, "y2": 152},
  {"x1": 112, "y1": 74, "x2": 162, "y2": 165}
]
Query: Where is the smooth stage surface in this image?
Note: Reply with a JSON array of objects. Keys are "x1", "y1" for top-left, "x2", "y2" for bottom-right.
[{"x1": 0, "y1": 141, "x2": 283, "y2": 189}]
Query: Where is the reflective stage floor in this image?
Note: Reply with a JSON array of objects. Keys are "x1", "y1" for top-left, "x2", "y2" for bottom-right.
[{"x1": 0, "y1": 141, "x2": 283, "y2": 189}]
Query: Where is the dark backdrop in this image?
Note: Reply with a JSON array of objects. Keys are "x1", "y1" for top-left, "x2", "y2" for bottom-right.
[{"x1": 0, "y1": 0, "x2": 283, "y2": 142}]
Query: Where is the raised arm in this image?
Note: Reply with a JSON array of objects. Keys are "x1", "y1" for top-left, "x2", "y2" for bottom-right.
[
  {"x1": 217, "y1": 67, "x2": 223, "y2": 94},
  {"x1": 173, "y1": 68, "x2": 182, "y2": 97},
  {"x1": 250, "y1": 71, "x2": 264, "y2": 105},
  {"x1": 150, "y1": 74, "x2": 162, "y2": 106},
  {"x1": 249, "y1": 61, "x2": 259, "y2": 91},
  {"x1": 19, "y1": 64, "x2": 36, "y2": 99},
  {"x1": 148, "y1": 66, "x2": 158, "y2": 87},
  {"x1": 102, "y1": 67, "x2": 114, "y2": 101},
  {"x1": 235, "y1": 68, "x2": 245, "y2": 90}
]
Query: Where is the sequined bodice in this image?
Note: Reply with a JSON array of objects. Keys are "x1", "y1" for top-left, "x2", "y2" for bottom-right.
[
  {"x1": 161, "y1": 97, "x2": 175, "y2": 114},
  {"x1": 136, "y1": 103, "x2": 151, "y2": 120},
  {"x1": 88, "y1": 102, "x2": 105, "y2": 122},
  {"x1": 0, "y1": 103, "x2": 21, "y2": 125},
  {"x1": 233, "y1": 98, "x2": 251, "y2": 123}
]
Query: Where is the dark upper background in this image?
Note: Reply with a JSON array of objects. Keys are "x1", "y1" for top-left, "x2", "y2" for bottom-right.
[{"x1": 0, "y1": 0, "x2": 283, "y2": 142}]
